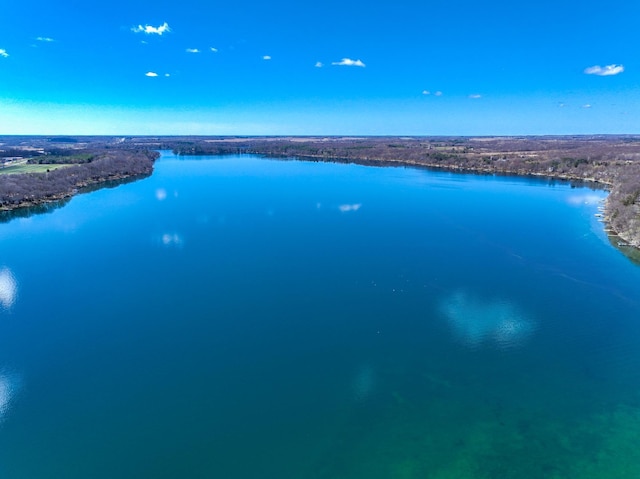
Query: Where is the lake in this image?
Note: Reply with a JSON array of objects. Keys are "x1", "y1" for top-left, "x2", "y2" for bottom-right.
[{"x1": 1, "y1": 152, "x2": 640, "y2": 478}]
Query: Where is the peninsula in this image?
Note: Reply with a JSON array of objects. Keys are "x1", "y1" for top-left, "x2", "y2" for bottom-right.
[{"x1": 0, "y1": 136, "x2": 158, "y2": 212}]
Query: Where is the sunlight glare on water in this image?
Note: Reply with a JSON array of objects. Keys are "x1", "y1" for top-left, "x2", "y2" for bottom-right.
[
  {"x1": 0, "y1": 374, "x2": 15, "y2": 422},
  {"x1": 439, "y1": 290, "x2": 536, "y2": 349},
  {"x1": 0, "y1": 268, "x2": 17, "y2": 309}
]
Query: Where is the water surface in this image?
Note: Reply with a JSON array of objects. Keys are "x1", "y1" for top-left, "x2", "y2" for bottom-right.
[{"x1": 1, "y1": 153, "x2": 640, "y2": 478}]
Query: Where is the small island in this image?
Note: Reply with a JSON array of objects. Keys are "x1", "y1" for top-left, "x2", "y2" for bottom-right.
[{"x1": 1, "y1": 135, "x2": 639, "y2": 250}]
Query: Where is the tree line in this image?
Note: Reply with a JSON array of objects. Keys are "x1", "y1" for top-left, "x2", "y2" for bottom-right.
[
  {"x1": 166, "y1": 136, "x2": 640, "y2": 248},
  {"x1": 0, "y1": 149, "x2": 158, "y2": 208}
]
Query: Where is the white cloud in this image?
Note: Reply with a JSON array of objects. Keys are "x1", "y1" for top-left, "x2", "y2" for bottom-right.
[
  {"x1": 584, "y1": 64, "x2": 624, "y2": 76},
  {"x1": 0, "y1": 268, "x2": 17, "y2": 309},
  {"x1": 262, "y1": 55, "x2": 271, "y2": 60},
  {"x1": 145, "y1": 71, "x2": 158, "y2": 77},
  {"x1": 210, "y1": 47, "x2": 218, "y2": 53},
  {"x1": 469, "y1": 94, "x2": 482, "y2": 99},
  {"x1": 155, "y1": 188, "x2": 167, "y2": 200},
  {"x1": 132, "y1": 22, "x2": 171, "y2": 35},
  {"x1": 186, "y1": 48, "x2": 200, "y2": 53},
  {"x1": 164, "y1": 73, "x2": 170, "y2": 77},
  {"x1": 0, "y1": 49, "x2": 8, "y2": 58},
  {"x1": 36, "y1": 37, "x2": 54, "y2": 42},
  {"x1": 338, "y1": 203, "x2": 362, "y2": 212},
  {"x1": 583, "y1": 104, "x2": 592, "y2": 109},
  {"x1": 315, "y1": 61, "x2": 324, "y2": 68},
  {"x1": 422, "y1": 90, "x2": 430, "y2": 95},
  {"x1": 434, "y1": 91, "x2": 443, "y2": 96},
  {"x1": 332, "y1": 58, "x2": 365, "y2": 67}
]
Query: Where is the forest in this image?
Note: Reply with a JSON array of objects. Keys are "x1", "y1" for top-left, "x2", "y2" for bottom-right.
[{"x1": 0, "y1": 137, "x2": 158, "y2": 210}]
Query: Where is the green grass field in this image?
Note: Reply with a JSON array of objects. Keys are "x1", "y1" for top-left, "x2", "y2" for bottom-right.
[{"x1": 0, "y1": 162, "x2": 72, "y2": 175}]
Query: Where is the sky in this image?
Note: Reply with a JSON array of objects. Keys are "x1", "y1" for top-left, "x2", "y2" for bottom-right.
[{"x1": 0, "y1": 0, "x2": 639, "y2": 135}]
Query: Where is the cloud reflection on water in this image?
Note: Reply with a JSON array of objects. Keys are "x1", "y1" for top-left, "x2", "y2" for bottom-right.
[
  {"x1": 156, "y1": 188, "x2": 179, "y2": 201},
  {"x1": 567, "y1": 193, "x2": 604, "y2": 206},
  {"x1": 155, "y1": 188, "x2": 167, "y2": 201},
  {"x1": 0, "y1": 267, "x2": 17, "y2": 309},
  {"x1": 157, "y1": 233, "x2": 184, "y2": 247},
  {"x1": 338, "y1": 203, "x2": 362, "y2": 213},
  {"x1": 0, "y1": 373, "x2": 18, "y2": 422},
  {"x1": 440, "y1": 290, "x2": 535, "y2": 349}
]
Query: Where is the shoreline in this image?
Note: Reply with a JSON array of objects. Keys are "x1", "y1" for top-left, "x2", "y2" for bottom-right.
[
  {"x1": 0, "y1": 171, "x2": 152, "y2": 214},
  {"x1": 0, "y1": 147, "x2": 158, "y2": 216},
  {"x1": 225, "y1": 150, "x2": 640, "y2": 250},
  {"x1": 1, "y1": 136, "x2": 638, "y2": 253},
  {"x1": 2, "y1": 150, "x2": 635, "y2": 250}
]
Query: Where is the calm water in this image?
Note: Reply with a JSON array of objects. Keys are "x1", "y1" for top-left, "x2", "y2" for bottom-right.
[{"x1": 1, "y1": 152, "x2": 640, "y2": 478}]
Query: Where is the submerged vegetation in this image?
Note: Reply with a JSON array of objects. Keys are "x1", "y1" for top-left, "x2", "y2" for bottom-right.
[{"x1": 1, "y1": 135, "x2": 639, "y2": 248}]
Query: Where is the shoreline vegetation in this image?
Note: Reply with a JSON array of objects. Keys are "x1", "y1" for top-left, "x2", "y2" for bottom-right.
[
  {"x1": 0, "y1": 138, "x2": 158, "y2": 214},
  {"x1": 164, "y1": 136, "x2": 640, "y2": 251},
  {"x1": 1, "y1": 135, "x2": 639, "y2": 251}
]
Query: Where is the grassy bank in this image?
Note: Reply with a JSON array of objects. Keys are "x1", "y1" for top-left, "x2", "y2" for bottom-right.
[{"x1": 0, "y1": 162, "x2": 72, "y2": 175}]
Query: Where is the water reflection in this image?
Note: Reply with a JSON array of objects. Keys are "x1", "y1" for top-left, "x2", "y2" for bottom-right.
[
  {"x1": 155, "y1": 188, "x2": 178, "y2": 201},
  {"x1": 440, "y1": 290, "x2": 535, "y2": 348},
  {"x1": 0, "y1": 199, "x2": 71, "y2": 224},
  {"x1": 338, "y1": 203, "x2": 362, "y2": 213},
  {"x1": 567, "y1": 193, "x2": 604, "y2": 206},
  {"x1": 155, "y1": 188, "x2": 167, "y2": 201},
  {"x1": 0, "y1": 373, "x2": 18, "y2": 422},
  {"x1": 160, "y1": 233, "x2": 183, "y2": 247},
  {"x1": 0, "y1": 267, "x2": 17, "y2": 309}
]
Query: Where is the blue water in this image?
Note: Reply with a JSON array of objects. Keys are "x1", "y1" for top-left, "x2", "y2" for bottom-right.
[{"x1": 1, "y1": 152, "x2": 640, "y2": 478}]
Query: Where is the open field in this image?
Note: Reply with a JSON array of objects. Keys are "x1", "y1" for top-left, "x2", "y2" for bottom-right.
[{"x1": 0, "y1": 162, "x2": 72, "y2": 175}]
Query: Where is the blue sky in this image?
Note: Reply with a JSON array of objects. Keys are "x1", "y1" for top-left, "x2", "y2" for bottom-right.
[{"x1": 0, "y1": 0, "x2": 638, "y2": 135}]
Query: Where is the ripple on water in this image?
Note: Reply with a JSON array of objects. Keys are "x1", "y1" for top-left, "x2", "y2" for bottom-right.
[
  {"x1": 0, "y1": 374, "x2": 17, "y2": 422},
  {"x1": 439, "y1": 290, "x2": 535, "y2": 349},
  {"x1": 0, "y1": 267, "x2": 17, "y2": 309}
]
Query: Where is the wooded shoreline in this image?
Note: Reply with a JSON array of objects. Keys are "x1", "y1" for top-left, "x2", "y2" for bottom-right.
[
  {"x1": 163, "y1": 136, "x2": 640, "y2": 249},
  {"x1": 0, "y1": 144, "x2": 158, "y2": 212},
  {"x1": 1, "y1": 135, "x2": 639, "y2": 250}
]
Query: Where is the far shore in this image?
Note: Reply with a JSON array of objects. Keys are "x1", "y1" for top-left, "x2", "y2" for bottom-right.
[
  {"x1": 162, "y1": 136, "x2": 640, "y2": 250},
  {"x1": 1, "y1": 135, "x2": 639, "y2": 252}
]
